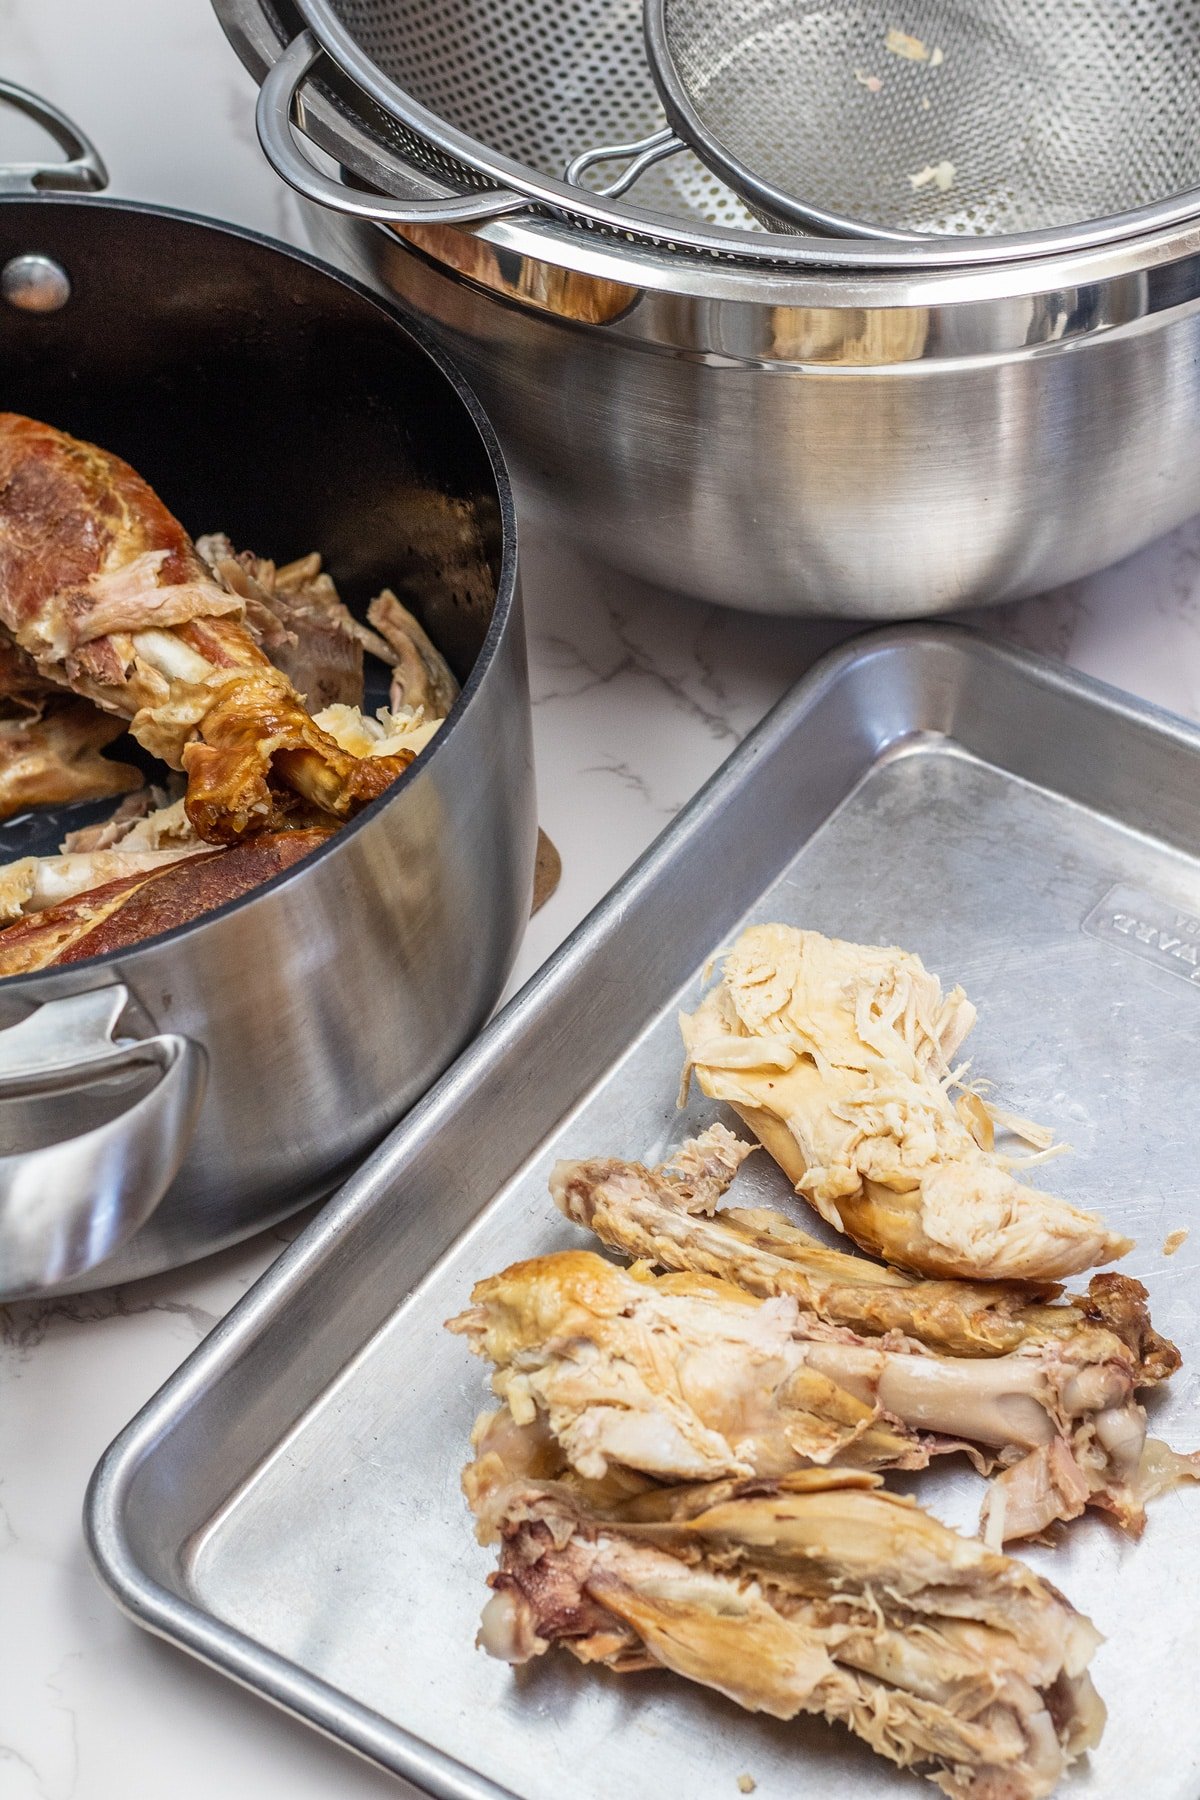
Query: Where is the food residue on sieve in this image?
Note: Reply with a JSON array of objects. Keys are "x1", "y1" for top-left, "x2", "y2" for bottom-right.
[
  {"x1": 884, "y1": 30, "x2": 945, "y2": 64},
  {"x1": 737, "y1": 1780, "x2": 757, "y2": 1796},
  {"x1": 1163, "y1": 1228, "x2": 1189, "y2": 1256},
  {"x1": 909, "y1": 160, "x2": 956, "y2": 191},
  {"x1": 854, "y1": 66, "x2": 883, "y2": 91},
  {"x1": 885, "y1": 27, "x2": 927, "y2": 59}
]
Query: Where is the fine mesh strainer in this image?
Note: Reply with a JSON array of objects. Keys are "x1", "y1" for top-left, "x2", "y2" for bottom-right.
[
  {"x1": 257, "y1": 0, "x2": 1200, "y2": 256},
  {"x1": 622, "y1": 0, "x2": 1200, "y2": 238},
  {"x1": 644, "y1": 0, "x2": 1200, "y2": 238}
]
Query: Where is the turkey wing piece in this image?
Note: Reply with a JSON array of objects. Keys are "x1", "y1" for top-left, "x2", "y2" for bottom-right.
[
  {"x1": 551, "y1": 1126, "x2": 1179, "y2": 1380},
  {"x1": 449, "y1": 1249, "x2": 1195, "y2": 1540}
]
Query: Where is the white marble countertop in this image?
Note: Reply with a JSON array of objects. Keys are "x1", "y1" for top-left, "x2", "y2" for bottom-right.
[{"x1": 3, "y1": 3, "x2": 1200, "y2": 1796}]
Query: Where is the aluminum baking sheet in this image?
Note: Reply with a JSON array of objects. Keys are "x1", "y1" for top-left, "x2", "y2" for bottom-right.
[{"x1": 88, "y1": 625, "x2": 1200, "y2": 1800}]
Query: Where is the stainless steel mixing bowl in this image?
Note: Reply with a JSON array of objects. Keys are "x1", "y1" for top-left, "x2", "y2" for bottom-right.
[{"x1": 219, "y1": 0, "x2": 1200, "y2": 617}]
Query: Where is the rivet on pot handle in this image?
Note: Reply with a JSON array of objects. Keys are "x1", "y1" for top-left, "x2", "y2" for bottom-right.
[
  {"x1": 0, "y1": 987, "x2": 206, "y2": 1298},
  {"x1": 257, "y1": 33, "x2": 527, "y2": 226},
  {"x1": 0, "y1": 78, "x2": 108, "y2": 195}
]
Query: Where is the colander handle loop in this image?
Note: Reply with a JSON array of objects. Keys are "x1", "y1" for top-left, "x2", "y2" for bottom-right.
[
  {"x1": 257, "y1": 33, "x2": 529, "y2": 226},
  {"x1": 566, "y1": 128, "x2": 686, "y2": 200}
]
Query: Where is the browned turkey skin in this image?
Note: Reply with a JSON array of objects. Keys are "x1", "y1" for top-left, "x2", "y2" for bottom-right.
[
  {"x1": 0, "y1": 413, "x2": 414, "y2": 843},
  {"x1": 0, "y1": 828, "x2": 333, "y2": 977}
]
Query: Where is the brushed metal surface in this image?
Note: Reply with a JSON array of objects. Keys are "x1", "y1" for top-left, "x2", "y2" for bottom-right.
[
  {"x1": 0, "y1": 196, "x2": 533, "y2": 1297},
  {"x1": 89, "y1": 627, "x2": 1200, "y2": 1799},
  {"x1": 306, "y1": 200, "x2": 1200, "y2": 617},
  {"x1": 644, "y1": 0, "x2": 1200, "y2": 241}
]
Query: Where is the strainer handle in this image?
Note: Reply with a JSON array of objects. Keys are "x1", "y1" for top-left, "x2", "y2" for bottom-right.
[
  {"x1": 565, "y1": 128, "x2": 686, "y2": 201},
  {"x1": 257, "y1": 33, "x2": 529, "y2": 226}
]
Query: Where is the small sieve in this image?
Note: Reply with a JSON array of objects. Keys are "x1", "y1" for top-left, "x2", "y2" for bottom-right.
[{"x1": 571, "y1": 0, "x2": 1200, "y2": 239}]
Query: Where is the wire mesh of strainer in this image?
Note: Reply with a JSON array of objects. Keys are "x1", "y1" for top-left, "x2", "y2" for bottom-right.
[{"x1": 647, "y1": 0, "x2": 1200, "y2": 237}]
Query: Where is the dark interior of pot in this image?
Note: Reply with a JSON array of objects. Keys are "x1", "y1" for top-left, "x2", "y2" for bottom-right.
[{"x1": 0, "y1": 194, "x2": 507, "y2": 861}]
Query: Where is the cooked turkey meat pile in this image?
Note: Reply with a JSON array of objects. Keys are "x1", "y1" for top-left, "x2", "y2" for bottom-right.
[
  {"x1": 466, "y1": 1447, "x2": 1105, "y2": 1800},
  {"x1": 0, "y1": 413, "x2": 459, "y2": 969},
  {"x1": 447, "y1": 925, "x2": 1197, "y2": 1796}
]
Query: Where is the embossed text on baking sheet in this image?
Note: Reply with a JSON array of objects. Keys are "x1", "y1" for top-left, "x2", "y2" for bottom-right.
[{"x1": 1083, "y1": 883, "x2": 1200, "y2": 987}]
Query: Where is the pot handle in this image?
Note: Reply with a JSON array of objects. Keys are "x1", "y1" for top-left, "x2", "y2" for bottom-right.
[
  {"x1": 257, "y1": 32, "x2": 527, "y2": 226},
  {"x1": 0, "y1": 986, "x2": 206, "y2": 1298},
  {"x1": 0, "y1": 78, "x2": 108, "y2": 195}
]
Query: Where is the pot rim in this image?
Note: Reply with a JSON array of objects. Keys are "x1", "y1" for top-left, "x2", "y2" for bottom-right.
[{"x1": 0, "y1": 193, "x2": 520, "y2": 993}]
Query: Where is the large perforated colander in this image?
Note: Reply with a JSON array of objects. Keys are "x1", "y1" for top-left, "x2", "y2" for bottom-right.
[{"x1": 260, "y1": 0, "x2": 1200, "y2": 257}]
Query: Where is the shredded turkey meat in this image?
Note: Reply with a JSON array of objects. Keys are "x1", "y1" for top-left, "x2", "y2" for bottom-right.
[
  {"x1": 0, "y1": 621, "x2": 141, "y2": 817},
  {"x1": 367, "y1": 587, "x2": 459, "y2": 718},
  {"x1": 311, "y1": 701, "x2": 442, "y2": 762},
  {"x1": 196, "y1": 534, "x2": 461, "y2": 723},
  {"x1": 464, "y1": 1453, "x2": 1105, "y2": 1800},
  {"x1": 0, "y1": 414, "x2": 416, "y2": 842},
  {"x1": 450, "y1": 1253, "x2": 932, "y2": 1481},
  {"x1": 679, "y1": 926, "x2": 1131, "y2": 1282},
  {"x1": 195, "y1": 532, "x2": 394, "y2": 714},
  {"x1": 59, "y1": 785, "x2": 178, "y2": 853},
  {"x1": 449, "y1": 1248, "x2": 1194, "y2": 1540}
]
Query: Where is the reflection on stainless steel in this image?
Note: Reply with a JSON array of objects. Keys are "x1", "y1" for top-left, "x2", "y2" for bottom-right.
[
  {"x1": 89, "y1": 628, "x2": 1200, "y2": 1799},
  {"x1": 216, "y1": 0, "x2": 1200, "y2": 615},
  {"x1": 0, "y1": 189, "x2": 532, "y2": 1298},
  {"x1": 308, "y1": 206, "x2": 1200, "y2": 617},
  {"x1": 1, "y1": 253, "x2": 71, "y2": 312}
]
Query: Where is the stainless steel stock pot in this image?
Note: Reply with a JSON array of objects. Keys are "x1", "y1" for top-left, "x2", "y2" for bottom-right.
[
  {"x1": 219, "y1": 0, "x2": 1200, "y2": 617},
  {"x1": 0, "y1": 88, "x2": 533, "y2": 1298}
]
